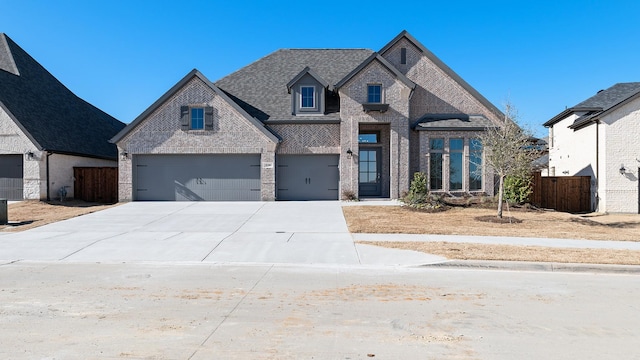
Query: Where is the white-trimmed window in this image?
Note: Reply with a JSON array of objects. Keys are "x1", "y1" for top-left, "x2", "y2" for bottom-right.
[{"x1": 300, "y1": 86, "x2": 315, "y2": 109}]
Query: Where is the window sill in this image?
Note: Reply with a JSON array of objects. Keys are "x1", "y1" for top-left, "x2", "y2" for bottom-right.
[{"x1": 362, "y1": 103, "x2": 389, "y2": 113}]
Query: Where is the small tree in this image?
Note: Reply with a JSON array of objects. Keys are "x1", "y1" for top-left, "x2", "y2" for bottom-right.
[{"x1": 480, "y1": 102, "x2": 538, "y2": 218}]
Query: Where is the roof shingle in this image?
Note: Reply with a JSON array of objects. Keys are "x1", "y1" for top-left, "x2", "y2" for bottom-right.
[
  {"x1": 214, "y1": 49, "x2": 373, "y2": 121},
  {"x1": 0, "y1": 33, "x2": 125, "y2": 159}
]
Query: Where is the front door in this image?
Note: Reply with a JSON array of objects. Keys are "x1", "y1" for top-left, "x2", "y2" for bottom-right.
[{"x1": 359, "y1": 147, "x2": 382, "y2": 197}]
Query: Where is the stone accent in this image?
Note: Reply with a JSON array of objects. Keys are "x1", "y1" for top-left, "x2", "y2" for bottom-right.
[{"x1": 117, "y1": 77, "x2": 277, "y2": 201}]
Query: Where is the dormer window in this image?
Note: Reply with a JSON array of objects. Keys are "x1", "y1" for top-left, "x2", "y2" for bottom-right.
[
  {"x1": 300, "y1": 86, "x2": 315, "y2": 108},
  {"x1": 287, "y1": 67, "x2": 328, "y2": 116},
  {"x1": 367, "y1": 84, "x2": 382, "y2": 103}
]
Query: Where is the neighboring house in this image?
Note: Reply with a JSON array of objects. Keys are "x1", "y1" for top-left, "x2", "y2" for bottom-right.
[
  {"x1": 0, "y1": 33, "x2": 125, "y2": 200},
  {"x1": 111, "y1": 30, "x2": 504, "y2": 202},
  {"x1": 544, "y1": 83, "x2": 640, "y2": 213}
]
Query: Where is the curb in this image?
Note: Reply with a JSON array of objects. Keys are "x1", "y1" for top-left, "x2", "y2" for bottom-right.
[{"x1": 421, "y1": 260, "x2": 640, "y2": 274}]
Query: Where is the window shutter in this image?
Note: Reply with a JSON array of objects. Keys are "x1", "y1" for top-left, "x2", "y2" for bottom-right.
[
  {"x1": 180, "y1": 106, "x2": 189, "y2": 130},
  {"x1": 205, "y1": 106, "x2": 214, "y2": 130}
]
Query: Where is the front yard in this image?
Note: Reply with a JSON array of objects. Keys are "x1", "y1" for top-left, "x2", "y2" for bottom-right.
[{"x1": 343, "y1": 205, "x2": 640, "y2": 265}]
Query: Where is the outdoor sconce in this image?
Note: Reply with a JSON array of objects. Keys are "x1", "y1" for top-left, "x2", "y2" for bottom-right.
[
  {"x1": 619, "y1": 165, "x2": 626, "y2": 175},
  {"x1": 120, "y1": 151, "x2": 129, "y2": 160},
  {"x1": 346, "y1": 149, "x2": 353, "y2": 158},
  {"x1": 25, "y1": 151, "x2": 34, "y2": 160}
]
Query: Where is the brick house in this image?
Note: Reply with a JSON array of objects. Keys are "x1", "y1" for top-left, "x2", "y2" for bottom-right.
[
  {"x1": 111, "y1": 30, "x2": 504, "y2": 201},
  {"x1": 0, "y1": 33, "x2": 125, "y2": 201},
  {"x1": 544, "y1": 83, "x2": 640, "y2": 213}
]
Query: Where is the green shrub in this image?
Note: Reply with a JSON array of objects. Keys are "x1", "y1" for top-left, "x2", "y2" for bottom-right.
[
  {"x1": 408, "y1": 172, "x2": 428, "y2": 196},
  {"x1": 401, "y1": 172, "x2": 445, "y2": 211},
  {"x1": 504, "y1": 175, "x2": 533, "y2": 205}
]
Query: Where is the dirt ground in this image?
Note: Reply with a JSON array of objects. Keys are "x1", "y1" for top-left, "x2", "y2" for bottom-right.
[
  {"x1": 343, "y1": 205, "x2": 640, "y2": 265},
  {"x1": 1, "y1": 200, "x2": 119, "y2": 232}
]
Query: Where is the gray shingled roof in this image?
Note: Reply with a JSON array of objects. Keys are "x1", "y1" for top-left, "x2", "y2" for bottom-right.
[
  {"x1": 544, "y1": 82, "x2": 640, "y2": 128},
  {"x1": 575, "y1": 82, "x2": 640, "y2": 109},
  {"x1": 215, "y1": 49, "x2": 374, "y2": 121},
  {"x1": 0, "y1": 33, "x2": 125, "y2": 159},
  {"x1": 414, "y1": 114, "x2": 496, "y2": 131}
]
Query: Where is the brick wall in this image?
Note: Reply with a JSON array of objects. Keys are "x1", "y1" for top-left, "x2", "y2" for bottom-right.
[
  {"x1": 117, "y1": 77, "x2": 277, "y2": 201},
  {"x1": 338, "y1": 60, "x2": 411, "y2": 199}
]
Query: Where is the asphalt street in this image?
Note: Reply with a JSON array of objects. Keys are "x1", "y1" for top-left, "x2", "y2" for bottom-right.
[
  {"x1": 1, "y1": 201, "x2": 639, "y2": 359},
  {"x1": 1, "y1": 262, "x2": 639, "y2": 359}
]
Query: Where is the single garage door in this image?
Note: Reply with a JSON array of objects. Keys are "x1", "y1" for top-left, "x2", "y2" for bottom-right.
[
  {"x1": 277, "y1": 154, "x2": 339, "y2": 200},
  {"x1": 134, "y1": 154, "x2": 261, "y2": 201},
  {"x1": 0, "y1": 154, "x2": 23, "y2": 200}
]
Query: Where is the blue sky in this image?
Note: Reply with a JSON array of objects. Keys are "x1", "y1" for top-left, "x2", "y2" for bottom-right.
[{"x1": 2, "y1": 1, "x2": 639, "y2": 137}]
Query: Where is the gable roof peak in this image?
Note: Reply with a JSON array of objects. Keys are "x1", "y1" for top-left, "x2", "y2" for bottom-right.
[
  {"x1": 286, "y1": 66, "x2": 331, "y2": 93},
  {"x1": 335, "y1": 52, "x2": 416, "y2": 90},
  {"x1": 0, "y1": 33, "x2": 20, "y2": 76}
]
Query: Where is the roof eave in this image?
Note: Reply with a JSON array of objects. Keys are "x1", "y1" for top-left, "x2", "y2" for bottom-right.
[{"x1": 543, "y1": 107, "x2": 603, "y2": 127}]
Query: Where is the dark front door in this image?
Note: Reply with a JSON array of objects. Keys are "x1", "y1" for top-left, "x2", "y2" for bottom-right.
[{"x1": 359, "y1": 148, "x2": 382, "y2": 197}]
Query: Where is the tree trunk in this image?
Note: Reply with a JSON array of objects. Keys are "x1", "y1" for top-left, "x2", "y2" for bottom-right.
[{"x1": 497, "y1": 175, "x2": 505, "y2": 218}]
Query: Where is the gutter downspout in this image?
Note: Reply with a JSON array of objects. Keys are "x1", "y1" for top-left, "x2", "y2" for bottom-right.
[
  {"x1": 46, "y1": 151, "x2": 52, "y2": 201},
  {"x1": 595, "y1": 120, "x2": 599, "y2": 212}
]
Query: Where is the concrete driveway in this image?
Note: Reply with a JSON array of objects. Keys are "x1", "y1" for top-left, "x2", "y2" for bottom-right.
[{"x1": 0, "y1": 201, "x2": 445, "y2": 266}]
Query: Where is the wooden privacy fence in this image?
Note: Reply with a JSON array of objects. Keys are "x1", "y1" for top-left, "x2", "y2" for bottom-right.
[
  {"x1": 531, "y1": 172, "x2": 591, "y2": 213},
  {"x1": 73, "y1": 167, "x2": 118, "y2": 203}
]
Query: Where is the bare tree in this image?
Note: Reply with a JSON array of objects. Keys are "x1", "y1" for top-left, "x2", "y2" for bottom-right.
[{"x1": 480, "y1": 102, "x2": 539, "y2": 218}]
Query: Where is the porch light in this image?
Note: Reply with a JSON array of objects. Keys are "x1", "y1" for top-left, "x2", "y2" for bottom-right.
[
  {"x1": 120, "y1": 151, "x2": 129, "y2": 160},
  {"x1": 26, "y1": 151, "x2": 34, "y2": 160},
  {"x1": 619, "y1": 165, "x2": 626, "y2": 175},
  {"x1": 346, "y1": 149, "x2": 353, "y2": 158}
]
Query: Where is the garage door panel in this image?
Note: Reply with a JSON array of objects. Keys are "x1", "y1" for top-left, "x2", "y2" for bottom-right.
[
  {"x1": 134, "y1": 154, "x2": 260, "y2": 201},
  {"x1": 0, "y1": 155, "x2": 23, "y2": 200},
  {"x1": 277, "y1": 155, "x2": 339, "y2": 201}
]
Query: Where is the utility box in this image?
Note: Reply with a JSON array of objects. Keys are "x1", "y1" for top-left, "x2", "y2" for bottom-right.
[{"x1": 0, "y1": 199, "x2": 7, "y2": 225}]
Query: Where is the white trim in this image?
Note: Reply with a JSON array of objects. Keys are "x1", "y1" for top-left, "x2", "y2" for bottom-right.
[{"x1": 300, "y1": 86, "x2": 316, "y2": 109}]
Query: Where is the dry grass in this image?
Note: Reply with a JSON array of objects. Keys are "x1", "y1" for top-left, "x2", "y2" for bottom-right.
[
  {"x1": 358, "y1": 241, "x2": 640, "y2": 265},
  {"x1": 1, "y1": 200, "x2": 119, "y2": 232},
  {"x1": 345, "y1": 205, "x2": 640, "y2": 265},
  {"x1": 343, "y1": 206, "x2": 640, "y2": 241}
]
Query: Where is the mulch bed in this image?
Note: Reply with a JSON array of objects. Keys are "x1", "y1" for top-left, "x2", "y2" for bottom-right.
[{"x1": 474, "y1": 215, "x2": 523, "y2": 224}]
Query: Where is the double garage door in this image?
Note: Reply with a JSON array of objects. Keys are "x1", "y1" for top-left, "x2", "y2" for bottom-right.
[
  {"x1": 134, "y1": 154, "x2": 261, "y2": 201},
  {"x1": 0, "y1": 155, "x2": 23, "y2": 200},
  {"x1": 133, "y1": 154, "x2": 340, "y2": 201}
]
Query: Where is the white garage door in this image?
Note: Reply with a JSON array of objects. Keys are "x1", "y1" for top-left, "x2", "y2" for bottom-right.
[{"x1": 134, "y1": 154, "x2": 261, "y2": 201}]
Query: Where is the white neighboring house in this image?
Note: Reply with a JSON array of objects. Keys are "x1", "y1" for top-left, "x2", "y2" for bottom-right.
[{"x1": 543, "y1": 83, "x2": 640, "y2": 213}]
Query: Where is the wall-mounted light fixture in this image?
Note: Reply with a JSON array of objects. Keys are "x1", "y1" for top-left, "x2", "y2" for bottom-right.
[
  {"x1": 120, "y1": 151, "x2": 129, "y2": 160},
  {"x1": 25, "y1": 151, "x2": 34, "y2": 160},
  {"x1": 619, "y1": 164, "x2": 626, "y2": 175},
  {"x1": 562, "y1": 170, "x2": 569, "y2": 175},
  {"x1": 346, "y1": 149, "x2": 353, "y2": 158}
]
